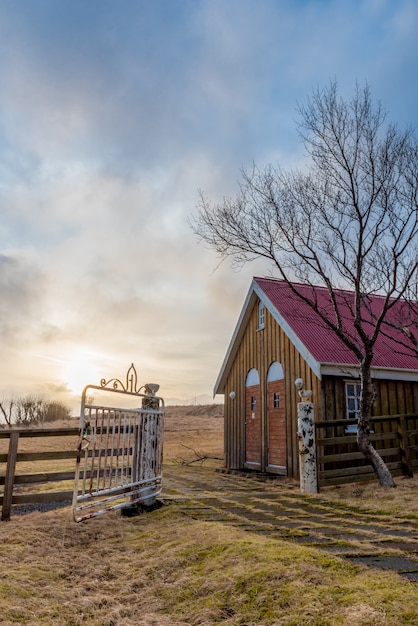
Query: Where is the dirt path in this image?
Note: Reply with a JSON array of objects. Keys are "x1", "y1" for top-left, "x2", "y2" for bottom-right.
[{"x1": 163, "y1": 463, "x2": 418, "y2": 582}]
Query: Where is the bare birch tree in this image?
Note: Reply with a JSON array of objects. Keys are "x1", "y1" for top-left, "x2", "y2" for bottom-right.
[{"x1": 192, "y1": 82, "x2": 418, "y2": 487}]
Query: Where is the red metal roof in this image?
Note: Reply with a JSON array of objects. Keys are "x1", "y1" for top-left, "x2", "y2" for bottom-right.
[{"x1": 255, "y1": 277, "x2": 418, "y2": 371}]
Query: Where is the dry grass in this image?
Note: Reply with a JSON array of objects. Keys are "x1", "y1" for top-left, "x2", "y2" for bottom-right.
[
  {"x1": 164, "y1": 405, "x2": 224, "y2": 465},
  {"x1": 1, "y1": 501, "x2": 418, "y2": 625},
  {"x1": 1, "y1": 406, "x2": 418, "y2": 625},
  {"x1": 317, "y1": 474, "x2": 418, "y2": 520}
]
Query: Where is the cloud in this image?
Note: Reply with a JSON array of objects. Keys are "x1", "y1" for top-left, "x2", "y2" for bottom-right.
[
  {"x1": 0, "y1": 253, "x2": 47, "y2": 342},
  {"x1": 0, "y1": 0, "x2": 417, "y2": 407}
]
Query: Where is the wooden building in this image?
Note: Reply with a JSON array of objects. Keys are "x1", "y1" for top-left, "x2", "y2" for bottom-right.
[{"x1": 214, "y1": 278, "x2": 418, "y2": 482}]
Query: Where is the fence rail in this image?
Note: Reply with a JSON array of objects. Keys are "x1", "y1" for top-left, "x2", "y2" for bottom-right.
[
  {"x1": 0, "y1": 426, "x2": 79, "y2": 521},
  {"x1": 1, "y1": 413, "x2": 165, "y2": 522},
  {"x1": 315, "y1": 413, "x2": 418, "y2": 487},
  {"x1": 3, "y1": 413, "x2": 417, "y2": 516}
]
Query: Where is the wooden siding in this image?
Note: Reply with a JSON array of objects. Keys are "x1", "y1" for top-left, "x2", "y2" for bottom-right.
[
  {"x1": 319, "y1": 376, "x2": 418, "y2": 470},
  {"x1": 223, "y1": 299, "x2": 321, "y2": 478},
  {"x1": 321, "y1": 376, "x2": 418, "y2": 421}
]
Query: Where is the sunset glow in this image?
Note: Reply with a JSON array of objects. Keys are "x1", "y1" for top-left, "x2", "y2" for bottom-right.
[
  {"x1": 61, "y1": 349, "x2": 105, "y2": 396},
  {"x1": 0, "y1": 1, "x2": 416, "y2": 408}
]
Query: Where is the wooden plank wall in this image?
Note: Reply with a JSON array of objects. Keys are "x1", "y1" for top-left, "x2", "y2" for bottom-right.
[
  {"x1": 321, "y1": 377, "x2": 418, "y2": 421},
  {"x1": 316, "y1": 413, "x2": 418, "y2": 486},
  {"x1": 223, "y1": 300, "x2": 321, "y2": 478}
]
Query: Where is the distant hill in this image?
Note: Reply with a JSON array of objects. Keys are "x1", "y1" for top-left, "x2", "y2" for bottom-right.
[{"x1": 165, "y1": 404, "x2": 224, "y2": 419}]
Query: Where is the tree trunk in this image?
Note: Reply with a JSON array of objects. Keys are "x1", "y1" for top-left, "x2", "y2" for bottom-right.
[{"x1": 357, "y1": 358, "x2": 396, "y2": 487}]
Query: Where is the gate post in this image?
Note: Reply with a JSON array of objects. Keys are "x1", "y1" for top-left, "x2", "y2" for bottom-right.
[
  {"x1": 137, "y1": 385, "x2": 161, "y2": 508},
  {"x1": 295, "y1": 379, "x2": 318, "y2": 494}
]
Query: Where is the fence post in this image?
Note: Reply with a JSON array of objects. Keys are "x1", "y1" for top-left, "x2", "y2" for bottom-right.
[
  {"x1": 1, "y1": 431, "x2": 19, "y2": 522},
  {"x1": 295, "y1": 379, "x2": 318, "y2": 494}
]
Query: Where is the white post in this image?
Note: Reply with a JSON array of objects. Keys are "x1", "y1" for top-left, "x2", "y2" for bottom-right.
[{"x1": 295, "y1": 379, "x2": 318, "y2": 494}]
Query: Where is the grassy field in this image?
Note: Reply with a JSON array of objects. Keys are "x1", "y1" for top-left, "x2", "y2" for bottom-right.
[{"x1": 1, "y1": 406, "x2": 418, "y2": 625}]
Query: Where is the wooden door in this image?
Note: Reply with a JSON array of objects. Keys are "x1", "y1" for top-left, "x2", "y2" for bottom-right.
[
  {"x1": 267, "y1": 378, "x2": 286, "y2": 473},
  {"x1": 245, "y1": 378, "x2": 261, "y2": 470}
]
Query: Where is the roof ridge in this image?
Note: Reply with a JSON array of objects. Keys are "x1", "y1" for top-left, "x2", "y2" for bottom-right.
[{"x1": 253, "y1": 276, "x2": 418, "y2": 305}]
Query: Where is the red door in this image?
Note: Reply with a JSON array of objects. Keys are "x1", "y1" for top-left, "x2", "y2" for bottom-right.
[
  {"x1": 267, "y1": 378, "x2": 286, "y2": 473},
  {"x1": 245, "y1": 370, "x2": 261, "y2": 469}
]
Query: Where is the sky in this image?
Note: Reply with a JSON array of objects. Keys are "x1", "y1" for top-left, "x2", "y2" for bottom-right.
[{"x1": 0, "y1": 0, "x2": 418, "y2": 411}]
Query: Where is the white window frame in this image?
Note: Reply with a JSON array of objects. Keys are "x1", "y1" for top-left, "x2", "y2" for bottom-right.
[
  {"x1": 344, "y1": 381, "x2": 375, "y2": 434},
  {"x1": 258, "y1": 302, "x2": 265, "y2": 330},
  {"x1": 345, "y1": 381, "x2": 361, "y2": 433},
  {"x1": 346, "y1": 382, "x2": 361, "y2": 419}
]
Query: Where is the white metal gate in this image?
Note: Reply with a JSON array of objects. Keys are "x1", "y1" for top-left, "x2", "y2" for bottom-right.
[{"x1": 72, "y1": 364, "x2": 165, "y2": 522}]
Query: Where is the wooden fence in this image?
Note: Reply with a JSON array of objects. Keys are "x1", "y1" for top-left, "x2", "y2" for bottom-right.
[
  {"x1": 316, "y1": 413, "x2": 418, "y2": 487},
  {"x1": 0, "y1": 426, "x2": 78, "y2": 521},
  {"x1": 1, "y1": 413, "x2": 165, "y2": 523},
  {"x1": 3, "y1": 414, "x2": 418, "y2": 519}
]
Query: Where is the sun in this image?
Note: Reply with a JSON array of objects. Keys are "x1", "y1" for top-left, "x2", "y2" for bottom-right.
[{"x1": 62, "y1": 348, "x2": 105, "y2": 395}]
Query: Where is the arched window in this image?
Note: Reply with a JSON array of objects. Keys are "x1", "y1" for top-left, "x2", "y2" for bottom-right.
[
  {"x1": 267, "y1": 362, "x2": 284, "y2": 410},
  {"x1": 246, "y1": 368, "x2": 260, "y2": 386},
  {"x1": 267, "y1": 361, "x2": 284, "y2": 382}
]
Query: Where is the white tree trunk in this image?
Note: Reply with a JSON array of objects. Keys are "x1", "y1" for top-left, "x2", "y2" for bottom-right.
[{"x1": 297, "y1": 402, "x2": 318, "y2": 494}]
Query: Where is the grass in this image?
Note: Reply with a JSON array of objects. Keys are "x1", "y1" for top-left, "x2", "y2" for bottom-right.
[
  {"x1": 1, "y1": 406, "x2": 418, "y2": 625},
  {"x1": 317, "y1": 475, "x2": 418, "y2": 520},
  {"x1": 1, "y1": 503, "x2": 418, "y2": 625}
]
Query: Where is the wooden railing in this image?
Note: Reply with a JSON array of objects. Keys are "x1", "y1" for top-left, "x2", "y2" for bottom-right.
[
  {"x1": 315, "y1": 413, "x2": 418, "y2": 487},
  {"x1": 0, "y1": 426, "x2": 78, "y2": 521},
  {"x1": 3, "y1": 414, "x2": 417, "y2": 517}
]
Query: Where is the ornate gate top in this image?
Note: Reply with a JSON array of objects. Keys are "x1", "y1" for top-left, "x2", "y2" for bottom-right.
[{"x1": 99, "y1": 363, "x2": 159, "y2": 397}]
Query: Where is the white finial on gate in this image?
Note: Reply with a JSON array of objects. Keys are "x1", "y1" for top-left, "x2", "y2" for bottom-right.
[{"x1": 144, "y1": 383, "x2": 160, "y2": 396}]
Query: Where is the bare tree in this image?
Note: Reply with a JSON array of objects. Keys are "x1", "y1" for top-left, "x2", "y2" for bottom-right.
[
  {"x1": 0, "y1": 396, "x2": 72, "y2": 427},
  {"x1": 0, "y1": 398, "x2": 15, "y2": 427},
  {"x1": 192, "y1": 81, "x2": 418, "y2": 488},
  {"x1": 42, "y1": 400, "x2": 72, "y2": 423},
  {"x1": 15, "y1": 396, "x2": 47, "y2": 426}
]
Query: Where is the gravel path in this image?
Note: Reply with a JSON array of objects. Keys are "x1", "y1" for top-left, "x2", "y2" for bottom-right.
[{"x1": 162, "y1": 464, "x2": 418, "y2": 581}]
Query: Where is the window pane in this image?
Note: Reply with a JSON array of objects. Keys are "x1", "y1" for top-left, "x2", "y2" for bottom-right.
[
  {"x1": 345, "y1": 382, "x2": 361, "y2": 420},
  {"x1": 273, "y1": 392, "x2": 280, "y2": 408},
  {"x1": 259, "y1": 303, "x2": 265, "y2": 328}
]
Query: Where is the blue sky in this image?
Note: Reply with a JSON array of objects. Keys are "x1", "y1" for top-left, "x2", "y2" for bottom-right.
[{"x1": 0, "y1": 0, "x2": 417, "y2": 409}]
